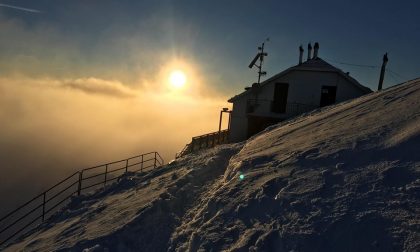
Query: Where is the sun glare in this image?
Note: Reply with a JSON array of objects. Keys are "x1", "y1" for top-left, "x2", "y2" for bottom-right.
[{"x1": 169, "y1": 70, "x2": 186, "y2": 89}]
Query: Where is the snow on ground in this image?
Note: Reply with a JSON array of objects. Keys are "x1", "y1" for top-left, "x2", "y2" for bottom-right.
[
  {"x1": 4, "y1": 79, "x2": 420, "y2": 251},
  {"x1": 4, "y1": 143, "x2": 243, "y2": 251}
]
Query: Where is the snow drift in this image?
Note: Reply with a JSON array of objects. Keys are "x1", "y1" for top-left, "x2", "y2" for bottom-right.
[{"x1": 4, "y1": 78, "x2": 420, "y2": 251}]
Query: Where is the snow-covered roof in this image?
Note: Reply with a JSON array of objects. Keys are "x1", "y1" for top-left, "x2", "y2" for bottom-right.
[{"x1": 228, "y1": 57, "x2": 372, "y2": 102}]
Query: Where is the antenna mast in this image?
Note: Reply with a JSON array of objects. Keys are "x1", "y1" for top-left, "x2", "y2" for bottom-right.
[{"x1": 248, "y1": 38, "x2": 269, "y2": 85}]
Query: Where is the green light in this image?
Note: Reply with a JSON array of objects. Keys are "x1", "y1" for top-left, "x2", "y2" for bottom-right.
[{"x1": 239, "y1": 174, "x2": 245, "y2": 180}]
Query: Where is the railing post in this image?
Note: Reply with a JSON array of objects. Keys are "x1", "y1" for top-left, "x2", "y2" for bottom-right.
[
  {"x1": 125, "y1": 159, "x2": 129, "y2": 173},
  {"x1": 104, "y1": 164, "x2": 108, "y2": 186},
  {"x1": 77, "y1": 171, "x2": 83, "y2": 196},
  {"x1": 218, "y1": 110, "x2": 223, "y2": 133},
  {"x1": 217, "y1": 110, "x2": 223, "y2": 143},
  {"x1": 228, "y1": 111, "x2": 232, "y2": 134},
  {"x1": 42, "y1": 192, "x2": 46, "y2": 221},
  {"x1": 154, "y1": 152, "x2": 157, "y2": 168},
  {"x1": 141, "y1": 155, "x2": 143, "y2": 172}
]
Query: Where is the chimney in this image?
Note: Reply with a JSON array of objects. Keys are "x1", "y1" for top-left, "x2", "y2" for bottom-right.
[
  {"x1": 307, "y1": 43, "x2": 312, "y2": 61},
  {"x1": 299, "y1": 45, "x2": 304, "y2": 64},
  {"x1": 313, "y1": 42, "x2": 319, "y2": 59},
  {"x1": 378, "y1": 53, "x2": 388, "y2": 91}
]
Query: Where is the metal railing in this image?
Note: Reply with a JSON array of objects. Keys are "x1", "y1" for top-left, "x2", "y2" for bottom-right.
[
  {"x1": 175, "y1": 143, "x2": 192, "y2": 159},
  {"x1": 0, "y1": 152, "x2": 164, "y2": 248},
  {"x1": 176, "y1": 130, "x2": 229, "y2": 158},
  {"x1": 247, "y1": 99, "x2": 318, "y2": 116}
]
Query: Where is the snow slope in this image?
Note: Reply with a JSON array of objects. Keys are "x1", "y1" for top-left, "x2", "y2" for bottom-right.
[{"x1": 4, "y1": 78, "x2": 420, "y2": 251}]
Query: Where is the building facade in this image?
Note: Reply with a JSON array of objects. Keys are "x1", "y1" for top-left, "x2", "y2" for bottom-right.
[{"x1": 228, "y1": 44, "x2": 372, "y2": 142}]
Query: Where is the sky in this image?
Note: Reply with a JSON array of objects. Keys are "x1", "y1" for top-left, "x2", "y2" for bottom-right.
[{"x1": 0, "y1": 0, "x2": 419, "y2": 213}]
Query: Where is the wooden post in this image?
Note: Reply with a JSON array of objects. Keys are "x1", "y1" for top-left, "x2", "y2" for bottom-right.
[
  {"x1": 299, "y1": 45, "x2": 304, "y2": 65},
  {"x1": 141, "y1": 155, "x2": 144, "y2": 172},
  {"x1": 218, "y1": 110, "x2": 223, "y2": 133},
  {"x1": 154, "y1": 152, "x2": 157, "y2": 168},
  {"x1": 228, "y1": 112, "x2": 232, "y2": 132},
  {"x1": 125, "y1": 159, "x2": 129, "y2": 173},
  {"x1": 42, "y1": 192, "x2": 46, "y2": 221},
  {"x1": 378, "y1": 53, "x2": 388, "y2": 91},
  {"x1": 77, "y1": 172, "x2": 83, "y2": 196},
  {"x1": 104, "y1": 164, "x2": 108, "y2": 186},
  {"x1": 227, "y1": 111, "x2": 232, "y2": 142}
]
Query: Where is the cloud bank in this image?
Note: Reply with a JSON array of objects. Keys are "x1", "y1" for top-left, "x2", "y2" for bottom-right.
[
  {"x1": 0, "y1": 9, "x2": 234, "y2": 217},
  {"x1": 0, "y1": 75, "x2": 230, "y2": 216}
]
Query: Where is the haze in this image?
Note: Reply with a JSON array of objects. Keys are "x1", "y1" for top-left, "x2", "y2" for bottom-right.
[{"x1": 1, "y1": 0, "x2": 419, "y2": 216}]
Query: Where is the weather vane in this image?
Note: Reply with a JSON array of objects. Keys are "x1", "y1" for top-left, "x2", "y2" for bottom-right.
[{"x1": 248, "y1": 38, "x2": 269, "y2": 85}]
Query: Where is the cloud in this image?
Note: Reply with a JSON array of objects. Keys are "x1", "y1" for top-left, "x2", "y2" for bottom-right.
[
  {"x1": 0, "y1": 11, "x2": 234, "y2": 217},
  {"x1": 0, "y1": 3, "x2": 42, "y2": 13},
  {"x1": 0, "y1": 10, "x2": 240, "y2": 95},
  {"x1": 0, "y1": 75, "x2": 230, "y2": 216},
  {"x1": 61, "y1": 78, "x2": 136, "y2": 98}
]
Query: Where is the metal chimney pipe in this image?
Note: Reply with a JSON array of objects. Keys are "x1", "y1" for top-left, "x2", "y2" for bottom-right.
[
  {"x1": 313, "y1": 42, "x2": 319, "y2": 59},
  {"x1": 378, "y1": 53, "x2": 388, "y2": 90},
  {"x1": 307, "y1": 43, "x2": 312, "y2": 61},
  {"x1": 299, "y1": 45, "x2": 304, "y2": 64}
]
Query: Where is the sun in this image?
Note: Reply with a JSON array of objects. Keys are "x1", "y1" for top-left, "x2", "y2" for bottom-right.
[{"x1": 169, "y1": 70, "x2": 186, "y2": 89}]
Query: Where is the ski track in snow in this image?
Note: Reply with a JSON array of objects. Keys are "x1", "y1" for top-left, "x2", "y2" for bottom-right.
[{"x1": 3, "y1": 79, "x2": 420, "y2": 251}]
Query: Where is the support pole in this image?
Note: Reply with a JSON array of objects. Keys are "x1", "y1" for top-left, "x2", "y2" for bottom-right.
[
  {"x1": 104, "y1": 164, "x2": 108, "y2": 186},
  {"x1": 154, "y1": 152, "x2": 157, "y2": 168},
  {"x1": 218, "y1": 110, "x2": 223, "y2": 133},
  {"x1": 228, "y1": 111, "x2": 232, "y2": 132},
  {"x1": 42, "y1": 192, "x2": 46, "y2": 221},
  {"x1": 218, "y1": 110, "x2": 223, "y2": 143},
  {"x1": 378, "y1": 53, "x2": 388, "y2": 91},
  {"x1": 141, "y1": 155, "x2": 144, "y2": 172},
  {"x1": 77, "y1": 171, "x2": 83, "y2": 196}
]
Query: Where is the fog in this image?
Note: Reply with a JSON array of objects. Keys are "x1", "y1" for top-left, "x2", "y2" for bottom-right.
[
  {"x1": 0, "y1": 76, "x2": 230, "y2": 216},
  {"x1": 0, "y1": 7, "x2": 237, "y2": 217}
]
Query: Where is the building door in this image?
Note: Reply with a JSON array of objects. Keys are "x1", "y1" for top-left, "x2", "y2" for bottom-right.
[
  {"x1": 272, "y1": 83, "x2": 289, "y2": 113},
  {"x1": 320, "y1": 85, "x2": 337, "y2": 107}
]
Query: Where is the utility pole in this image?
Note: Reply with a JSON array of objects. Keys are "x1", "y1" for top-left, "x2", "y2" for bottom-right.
[{"x1": 378, "y1": 53, "x2": 388, "y2": 91}]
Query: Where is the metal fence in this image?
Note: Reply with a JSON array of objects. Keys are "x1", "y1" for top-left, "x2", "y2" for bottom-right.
[{"x1": 0, "y1": 152, "x2": 164, "y2": 248}]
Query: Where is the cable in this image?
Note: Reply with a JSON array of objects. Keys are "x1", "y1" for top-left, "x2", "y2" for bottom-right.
[
  {"x1": 386, "y1": 67, "x2": 406, "y2": 80},
  {"x1": 323, "y1": 57, "x2": 409, "y2": 87},
  {"x1": 323, "y1": 57, "x2": 379, "y2": 69},
  {"x1": 386, "y1": 71, "x2": 401, "y2": 83}
]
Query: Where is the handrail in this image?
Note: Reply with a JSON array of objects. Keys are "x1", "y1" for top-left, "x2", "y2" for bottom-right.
[
  {"x1": 0, "y1": 151, "x2": 164, "y2": 248},
  {"x1": 175, "y1": 143, "x2": 191, "y2": 159},
  {"x1": 176, "y1": 129, "x2": 229, "y2": 158}
]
